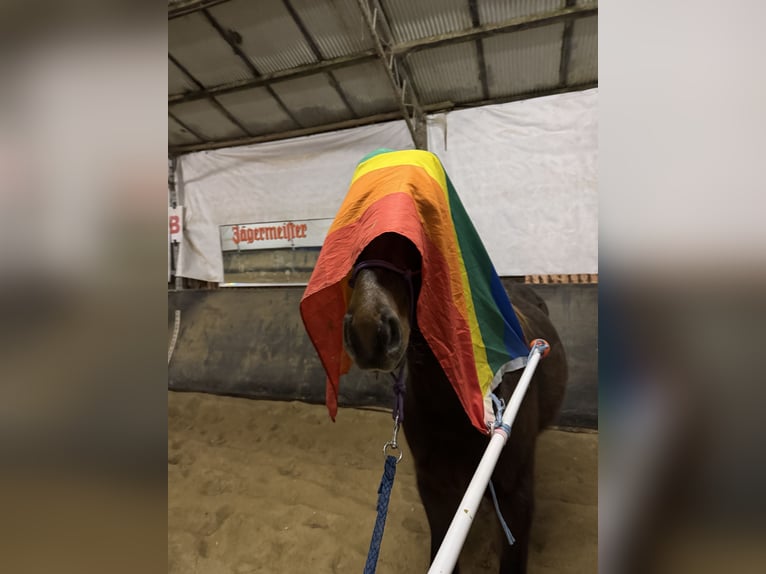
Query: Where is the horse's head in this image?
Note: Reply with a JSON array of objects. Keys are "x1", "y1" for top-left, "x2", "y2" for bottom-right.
[{"x1": 343, "y1": 233, "x2": 421, "y2": 372}]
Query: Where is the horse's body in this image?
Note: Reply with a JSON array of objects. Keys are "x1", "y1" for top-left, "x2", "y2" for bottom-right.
[{"x1": 344, "y1": 233, "x2": 568, "y2": 574}]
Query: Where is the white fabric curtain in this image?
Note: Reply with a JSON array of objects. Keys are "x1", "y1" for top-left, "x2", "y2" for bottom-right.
[
  {"x1": 175, "y1": 89, "x2": 598, "y2": 281},
  {"x1": 428, "y1": 88, "x2": 598, "y2": 275},
  {"x1": 176, "y1": 121, "x2": 414, "y2": 282}
]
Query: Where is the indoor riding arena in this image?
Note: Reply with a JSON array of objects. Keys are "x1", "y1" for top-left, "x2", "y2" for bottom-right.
[{"x1": 168, "y1": 1, "x2": 598, "y2": 573}]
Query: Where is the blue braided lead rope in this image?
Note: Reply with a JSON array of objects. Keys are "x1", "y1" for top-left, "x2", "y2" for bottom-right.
[
  {"x1": 363, "y1": 455, "x2": 398, "y2": 574},
  {"x1": 488, "y1": 392, "x2": 515, "y2": 546}
]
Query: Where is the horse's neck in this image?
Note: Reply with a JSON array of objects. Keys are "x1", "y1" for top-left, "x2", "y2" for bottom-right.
[{"x1": 404, "y1": 328, "x2": 466, "y2": 418}]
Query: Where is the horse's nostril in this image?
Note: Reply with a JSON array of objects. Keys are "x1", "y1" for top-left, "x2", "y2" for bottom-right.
[{"x1": 386, "y1": 314, "x2": 401, "y2": 353}]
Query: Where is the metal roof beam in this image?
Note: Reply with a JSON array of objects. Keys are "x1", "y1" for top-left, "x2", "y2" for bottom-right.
[
  {"x1": 393, "y1": 4, "x2": 597, "y2": 56},
  {"x1": 467, "y1": 0, "x2": 489, "y2": 100},
  {"x1": 558, "y1": 0, "x2": 577, "y2": 87},
  {"x1": 169, "y1": 0, "x2": 233, "y2": 20},
  {"x1": 169, "y1": 53, "x2": 205, "y2": 91},
  {"x1": 169, "y1": 6, "x2": 595, "y2": 108},
  {"x1": 429, "y1": 81, "x2": 598, "y2": 114},
  {"x1": 354, "y1": 0, "x2": 427, "y2": 149},
  {"x1": 170, "y1": 53, "x2": 253, "y2": 137},
  {"x1": 374, "y1": 1, "x2": 425, "y2": 115},
  {"x1": 281, "y1": 0, "x2": 359, "y2": 117},
  {"x1": 169, "y1": 81, "x2": 598, "y2": 156},
  {"x1": 168, "y1": 51, "x2": 378, "y2": 105},
  {"x1": 200, "y1": 8, "x2": 304, "y2": 128},
  {"x1": 169, "y1": 111, "x2": 405, "y2": 155},
  {"x1": 169, "y1": 111, "x2": 205, "y2": 142}
]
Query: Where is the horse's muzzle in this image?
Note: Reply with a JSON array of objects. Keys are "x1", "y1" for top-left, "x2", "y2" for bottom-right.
[{"x1": 343, "y1": 308, "x2": 403, "y2": 371}]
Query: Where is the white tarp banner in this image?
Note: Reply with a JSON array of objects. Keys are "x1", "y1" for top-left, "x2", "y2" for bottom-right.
[
  {"x1": 175, "y1": 89, "x2": 597, "y2": 281},
  {"x1": 176, "y1": 121, "x2": 413, "y2": 282},
  {"x1": 428, "y1": 88, "x2": 598, "y2": 275}
]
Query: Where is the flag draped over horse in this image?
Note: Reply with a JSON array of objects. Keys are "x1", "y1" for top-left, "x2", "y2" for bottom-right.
[{"x1": 300, "y1": 149, "x2": 530, "y2": 434}]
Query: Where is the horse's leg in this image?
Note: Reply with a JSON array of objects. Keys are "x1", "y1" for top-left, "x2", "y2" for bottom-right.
[
  {"x1": 496, "y1": 453, "x2": 535, "y2": 574},
  {"x1": 417, "y1": 476, "x2": 464, "y2": 574}
]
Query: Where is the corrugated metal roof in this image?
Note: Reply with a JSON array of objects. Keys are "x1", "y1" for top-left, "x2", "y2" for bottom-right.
[
  {"x1": 289, "y1": 0, "x2": 374, "y2": 59},
  {"x1": 269, "y1": 74, "x2": 353, "y2": 127},
  {"x1": 567, "y1": 15, "x2": 597, "y2": 85},
  {"x1": 168, "y1": 58, "x2": 199, "y2": 96},
  {"x1": 477, "y1": 0, "x2": 564, "y2": 24},
  {"x1": 168, "y1": 115, "x2": 201, "y2": 145},
  {"x1": 215, "y1": 88, "x2": 299, "y2": 135},
  {"x1": 406, "y1": 42, "x2": 483, "y2": 105},
  {"x1": 167, "y1": 0, "x2": 598, "y2": 153},
  {"x1": 330, "y1": 61, "x2": 400, "y2": 115},
  {"x1": 208, "y1": 0, "x2": 318, "y2": 74},
  {"x1": 170, "y1": 99, "x2": 247, "y2": 139},
  {"x1": 382, "y1": 0, "x2": 473, "y2": 43},
  {"x1": 484, "y1": 23, "x2": 564, "y2": 97},
  {"x1": 169, "y1": 12, "x2": 253, "y2": 87}
]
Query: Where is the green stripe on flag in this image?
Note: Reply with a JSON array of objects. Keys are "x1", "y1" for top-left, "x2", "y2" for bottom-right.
[{"x1": 445, "y1": 176, "x2": 509, "y2": 377}]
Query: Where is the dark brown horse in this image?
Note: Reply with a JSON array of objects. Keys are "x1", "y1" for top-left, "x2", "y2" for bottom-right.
[{"x1": 343, "y1": 232, "x2": 568, "y2": 574}]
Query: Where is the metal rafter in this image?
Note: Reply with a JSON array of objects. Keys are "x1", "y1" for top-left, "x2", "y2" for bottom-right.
[
  {"x1": 559, "y1": 0, "x2": 578, "y2": 86},
  {"x1": 168, "y1": 3, "x2": 598, "y2": 154},
  {"x1": 168, "y1": 51, "x2": 378, "y2": 105},
  {"x1": 169, "y1": 111, "x2": 205, "y2": 143},
  {"x1": 170, "y1": 110, "x2": 405, "y2": 155},
  {"x1": 169, "y1": 53, "x2": 205, "y2": 90},
  {"x1": 374, "y1": 0, "x2": 425, "y2": 114},
  {"x1": 467, "y1": 0, "x2": 489, "y2": 100},
  {"x1": 392, "y1": 4, "x2": 597, "y2": 55},
  {"x1": 169, "y1": 0, "x2": 233, "y2": 20},
  {"x1": 210, "y1": 99, "x2": 252, "y2": 136},
  {"x1": 441, "y1": 80, "x2": 597, "y2": 112},
  {"x1": 281, "y1": 0, "x2": 359, "y2": 117},
  {"x1": 169, "y1": 81, "x2": 597, "y2": 155},
  {"x1": 354, "y1": 0, "x2": 426, "y2": 149},
  {"x1": 200, "y1": 7, "x2": 304, "y2": 128},
  {"x1": 170, "y1": 53, "x2": 252, "y2": 137},
  {"x1": 169, "y1": 5, "x2": 595, "y2": 108}
]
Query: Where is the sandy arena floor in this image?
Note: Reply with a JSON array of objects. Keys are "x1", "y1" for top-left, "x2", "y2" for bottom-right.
[{"x1": 168, "y1": 391, "x2": 597, "y2": 573}]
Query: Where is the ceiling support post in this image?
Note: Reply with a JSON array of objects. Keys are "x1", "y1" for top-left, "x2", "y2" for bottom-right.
[{"x1": 355, "y1": 0, "x2": 427, "y2": 150}]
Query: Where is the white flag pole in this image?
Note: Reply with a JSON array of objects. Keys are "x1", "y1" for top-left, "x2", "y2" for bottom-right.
[{"x1": 427, "y1": 340, "x2": 550, "y2": 574}]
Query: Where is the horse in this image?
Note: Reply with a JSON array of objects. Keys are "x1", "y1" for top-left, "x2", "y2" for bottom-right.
[{"x1": 343, "y1": 232, "x2": 568, "y2": 574}]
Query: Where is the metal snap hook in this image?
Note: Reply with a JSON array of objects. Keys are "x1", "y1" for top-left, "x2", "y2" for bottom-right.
[
  {"x1": 383, "y1": 440, "x2": 403, "y2": 463},
  {"x1": 382, "y1": 417, "x2": 403, "y2": 463}
]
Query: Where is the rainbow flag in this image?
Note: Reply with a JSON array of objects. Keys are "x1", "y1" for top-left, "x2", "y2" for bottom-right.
[{"x1": 300, "y1": 149, "x2": 529, "y2": 434}]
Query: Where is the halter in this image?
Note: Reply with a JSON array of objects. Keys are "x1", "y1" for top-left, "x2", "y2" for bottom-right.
[
  {"x1": 349, "y1": 259, "x2": 419, "y2": 322},
  {"x1": 349, "y1": 259, "x2": 421, "y2": 424}
]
